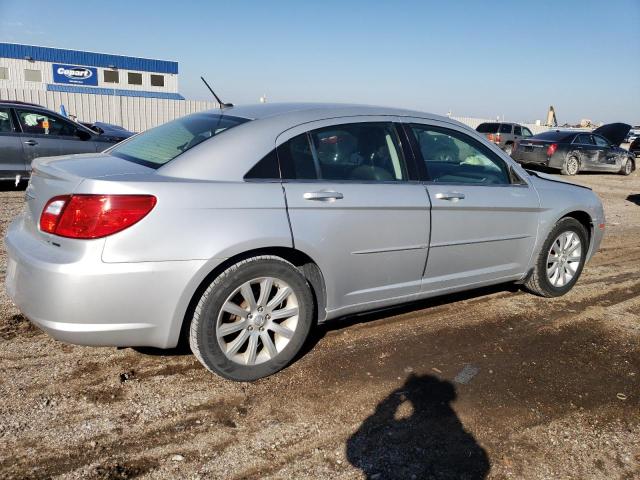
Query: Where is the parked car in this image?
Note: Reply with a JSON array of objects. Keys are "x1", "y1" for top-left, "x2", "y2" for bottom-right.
[
  {"x1": 6, "y1": 103, "x2": 605, "y2": 381},
  {"x1": 476, "y1": 122, "x2": 533, "y2": 155},
  {"x1": 630, "y1": 137, "x2": 640, "y2": 157},
  {"x1": 512, "y1": 123, "x2": 635, "y2": 175},
  {"x1": 80, "y1": 121, "x2": 135, "y2": 143},
  {"x1": 0, "y1": 100, "x2": 122, "y2": 182},
  {"x1": 625, "y1": 131, "x2": 639, "y2": 143}
]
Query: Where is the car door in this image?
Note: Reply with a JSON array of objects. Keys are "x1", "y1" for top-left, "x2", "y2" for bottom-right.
[
  {"x1": 572, "y1": 133, "x2": 600, "y2": 170},
  {"x1": 277, "y1": 118, "x2": 431, "y2": 313},
  {"x1": 592, "y1": 134, "x2": 621, "y2": 171},
  {"x1": 0, "y1": 107, "x2": 27, "y2": 179},
  {"x1": 14, "y1": 108, "x2": 99, "y2": 172},
  {"x1": 403, "y1": 120, "x2": 540, "y2": 292}
]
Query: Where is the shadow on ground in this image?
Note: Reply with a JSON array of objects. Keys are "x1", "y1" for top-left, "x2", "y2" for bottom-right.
[
  {"x1": 346, "y1": 374, "x2": 489, "y2": 479},
  {"x1": 627, "y1": 194, "x2": 640, "y2": 206}
]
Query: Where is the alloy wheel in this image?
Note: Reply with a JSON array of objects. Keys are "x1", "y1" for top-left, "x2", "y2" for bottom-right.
[
  {"x1": 216, "y1": 277, "x2": 299, "y2": 365},
  {"x1": 546, "y1": 231, "x2": 582, "y2": 287}
]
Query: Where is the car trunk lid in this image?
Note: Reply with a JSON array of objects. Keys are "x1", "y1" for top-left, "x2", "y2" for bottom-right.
[{"x1": 514, "y1": 139, "x2": 553, "y2": 162}]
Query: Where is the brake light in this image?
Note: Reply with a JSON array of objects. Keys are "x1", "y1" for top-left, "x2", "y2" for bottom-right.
[
  {"x1": 487, "y1": 133, "x2": 495, "y2": 142},
  {"x1": 546, "y1": 143, "x2": 558, "y2": 156},
  {"x1": 495, "y1": 133, "x2": 501, "y2": 143},
  {"x1": 39, "y1": 194, "x2": 157, "y2": 239}
]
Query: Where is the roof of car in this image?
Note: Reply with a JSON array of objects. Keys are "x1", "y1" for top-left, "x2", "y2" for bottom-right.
[
  {"x1": 204, "y1": 102, "x2": 455, "y2": 124},
  {"x1": 0, "y1": 100, "x2": 45, "y2": 108}
]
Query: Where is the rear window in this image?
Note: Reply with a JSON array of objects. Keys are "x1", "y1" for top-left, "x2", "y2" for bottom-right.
[
  {"x1": 531, "y1": 131, "x2": 575, "y2": 142},
  {"x1": 476, "y1": 123, "x2": 500, "y2": 134},
  {"x1": 110, "y1": 113, "x2": 249, "y2": 168}
]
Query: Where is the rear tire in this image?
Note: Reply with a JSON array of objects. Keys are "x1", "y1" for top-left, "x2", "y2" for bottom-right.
[
  {"x1": 561, "y1": 156, "x2": 580, "y2": 175},
  {"x1": 620, "y1": 158, "x2": 634, "y2": 175},
  {"x1": 524, "y1": 218, "x2": 588, "y2": 297},
  {"x1": 189, "y1": 256, "x2": 314, "y2": 381}
]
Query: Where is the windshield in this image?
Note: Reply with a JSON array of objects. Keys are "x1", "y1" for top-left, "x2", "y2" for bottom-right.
[
  {"x1": 110, "y1": 113, "x2": 249, "y2": 168},
  {"x1": 476, "y1": 123, "x2": 500, "y2": 133}
]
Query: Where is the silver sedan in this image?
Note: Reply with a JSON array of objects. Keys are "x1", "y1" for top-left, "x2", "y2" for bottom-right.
[{"x1": 5, "y1": 103, "x2": 605, "y2": 381}]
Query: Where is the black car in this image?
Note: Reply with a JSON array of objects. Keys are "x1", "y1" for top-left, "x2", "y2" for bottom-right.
[
  {"x1": 80, "y1": 121, "x2": 135, "y2": 143},
  {"x1": 0, "y1": 101, "x2": 121, "y2": 183},
  {"x1": 512, "y1": 123, "x2": 635, "y2": 176},
  {"x1": 630, "y1": 137, "x2": 640, "y2": 157}
]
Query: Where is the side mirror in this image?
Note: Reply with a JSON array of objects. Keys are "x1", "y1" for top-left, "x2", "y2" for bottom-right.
[{"x1": 76, "y1": 129, "x2": 92, "y2": 141}]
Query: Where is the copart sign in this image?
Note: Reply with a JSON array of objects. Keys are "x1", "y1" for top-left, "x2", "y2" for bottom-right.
[{"x1": 52, "y1": 64, "x2": 98, "y2": 86}]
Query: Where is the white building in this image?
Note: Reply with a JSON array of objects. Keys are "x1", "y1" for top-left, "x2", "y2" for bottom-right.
[{"x1": 0, "y1": 43, "x2": 216, "y2": 131}]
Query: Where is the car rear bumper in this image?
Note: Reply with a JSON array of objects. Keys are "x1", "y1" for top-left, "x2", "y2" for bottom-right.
[
  {"x1": 513, "y1": 154, "x2": 550, "y2": 166},
  {"x1": 4, "y1": 216, "x2": 206, "y2": 348}
]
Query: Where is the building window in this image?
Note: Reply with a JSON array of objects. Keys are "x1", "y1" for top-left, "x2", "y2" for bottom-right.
[
  {"x1": 104, "y1": 70, "x2": 119, "y2": 83},
  {"x1": 150, "y1": 74, "x2": 165, "y2": 87},
  {"x1": 24, "y1": 69, "x2": 42, "y2": 82},
  {"x1": 0, "y1": 67, "x2": 8, "y2": 80},
  {"x1": 128, "y1": 72, "x2": 142, "y2": 85}
]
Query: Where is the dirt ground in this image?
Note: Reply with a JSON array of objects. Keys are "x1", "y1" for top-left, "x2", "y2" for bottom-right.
[{"x1": 0, "y1": 171, "x2": 638, "y2": 480}]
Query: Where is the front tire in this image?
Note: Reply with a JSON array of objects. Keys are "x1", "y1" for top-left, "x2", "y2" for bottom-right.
[
  {"x1": 524, "y1": 218, "x2": 588, "y2": 297},
  {"x1": 620, "y1": 158, "x2": 634, "y2": 175},
  {"x1": 561, "y1": 156, "x2": 580, "y2": 175},
  {"x1": 189, "y1": 256, "x2": 314, "y2": 381}
]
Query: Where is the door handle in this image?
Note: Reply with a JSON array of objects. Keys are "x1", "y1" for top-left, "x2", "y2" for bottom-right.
[
  {"x1": 24, "y1": 140, "x2": 38, "y2": 146},
  {"x1": 435, "y1": 192, "x2": 465, "y2": 201},
  {"x1": 303, "y1": 190, "x2": 344, "y2": 201}
]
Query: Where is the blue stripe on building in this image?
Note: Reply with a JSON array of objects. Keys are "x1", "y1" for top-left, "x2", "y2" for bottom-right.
[
  {"x1": 0, "y1": 43, "x2": 178, "y2": 74},
  {"x1": 47, "y1": 84, "x2": 185, "y2": 100}
]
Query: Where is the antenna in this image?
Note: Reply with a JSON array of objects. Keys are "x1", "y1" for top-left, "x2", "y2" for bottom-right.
[{"x1": 200, "y1": 77, "x2": 234, "y2": 109}]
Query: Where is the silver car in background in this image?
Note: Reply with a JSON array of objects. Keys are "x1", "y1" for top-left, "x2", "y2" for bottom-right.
[{"x1": 5, "y1": 103, "x2": 605, "y2": 381}]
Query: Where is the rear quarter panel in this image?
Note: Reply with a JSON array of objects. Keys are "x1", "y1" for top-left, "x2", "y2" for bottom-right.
[{"x1": 89, "y1": 178, "x2": 292, "y2": 263}]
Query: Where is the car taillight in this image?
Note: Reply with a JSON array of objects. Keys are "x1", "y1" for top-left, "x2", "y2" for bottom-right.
[
  {"x1": 495, "y1": 133, "x2": 501, "y2": 143},
  {"x1": 546, "y1": 143, "x2": 558, "y2": 156},
  {"x1": 39, "y1": 194, "x2": 157, "y2": 239},
  {"x1": 487, "y1": 133, "x2": 495, "y2": 142}
]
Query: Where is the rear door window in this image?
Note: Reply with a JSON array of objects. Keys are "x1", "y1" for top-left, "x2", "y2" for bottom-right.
[
  {"x1": 514, "y1": 125, "x2": 522, "y2": 135},
  {"x1": 279, "y1": 122, "x2": 409, "y2": 182},
  {"x1": 110, "y1": 113, "x2": 249, "y2": 168},
  {"x1": 499, "y1": 124, "x2": 512, "y2": 134},
  {"x1": 575, "y1": 134, "x2": 594, "y2": 145},
  {"x1": 16, "y1": 109, "x2": 77, "y2": 137}
]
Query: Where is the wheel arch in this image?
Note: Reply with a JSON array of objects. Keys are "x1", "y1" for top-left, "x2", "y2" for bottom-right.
[
  {"x1": 560, "y1": 210, "x2": 593, "y2": 249},
  {"x1": 176, "y1": 247, "x2": 327, "y2": 348}
]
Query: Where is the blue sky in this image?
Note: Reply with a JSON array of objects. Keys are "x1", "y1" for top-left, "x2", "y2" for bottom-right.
[{"x1": 1, "y1": 0, "x2": 638, "y2": 124}]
